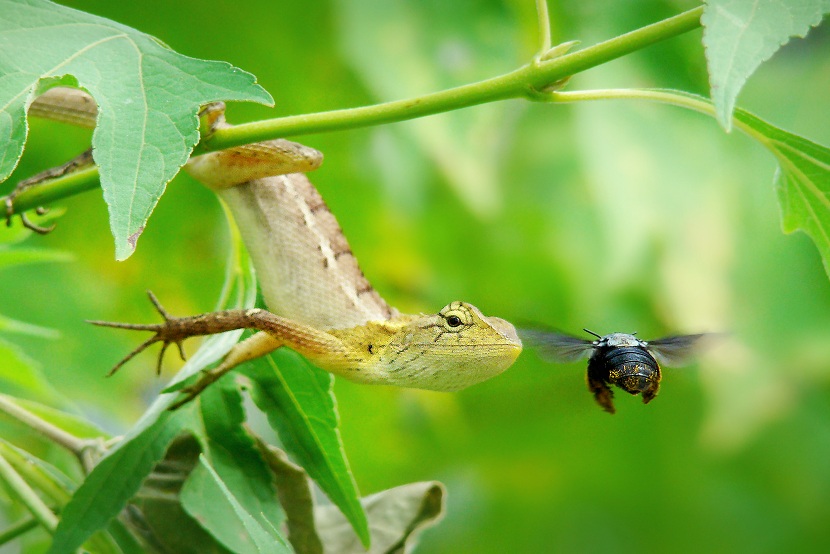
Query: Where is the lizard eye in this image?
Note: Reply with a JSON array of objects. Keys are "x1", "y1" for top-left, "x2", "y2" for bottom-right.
[
  {"x1": 446, "y1": 315, "x2": 463, "y2": 327},
  {"x1": 439, "y1": 303, "x2": 473, "y2": 331}
]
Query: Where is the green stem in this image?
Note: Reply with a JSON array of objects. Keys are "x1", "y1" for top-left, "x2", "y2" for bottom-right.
[
  {"x1": 0, "y1": 441, "x2": 72, "y2": 504},
  {"x1": 0, "y1": 394, "x2": 88, "y2": 455},
  {"x1": 0, "y1": 450, "x2": 58, "y2": 533},
  {"x1": 548, "y1": 88, "x2": 762, "y2": 141},
  {"x1": 3, "y1": 6, "x2": 703, "y2": 214},
  {"x1": 199, "y1": 6, "x2": 703, "y2": 152},
  {"x1": 0, "y1": 515, "x2": 40, "y2": 545},
  {"x1": 535, "y1": 0, "x2": 553, "y2": 56}
]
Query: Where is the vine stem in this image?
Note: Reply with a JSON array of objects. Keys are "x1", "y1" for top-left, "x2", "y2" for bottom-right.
[{"x1": 3, "y1": 6, "x2": 704, "y2": 214}]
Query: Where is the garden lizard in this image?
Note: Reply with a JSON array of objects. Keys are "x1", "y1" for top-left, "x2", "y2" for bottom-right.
[{"x1": 87, "y1": 101, "x2": 522, "y2": 403}]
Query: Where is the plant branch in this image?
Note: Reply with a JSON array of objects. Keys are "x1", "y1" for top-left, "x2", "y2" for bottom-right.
[
  {"x1": 535, "y1": 0, "x2": 553, "y2": 57},
  {"x1": 0, "y1": 441, "x2": 73, "y2": 504},
  {"x1": 0, "y1": 450, "x2": 58, "y2": 533},
  {"x1": 0, "y1": 395, "x2": 88, "y2": 456},
  {"x1": 0, "y1": 515, "x2": 40, "y2": 545},
  {"x1": 3, "y1": 6, "x2": 703, "y2": 215},
  {"x1": 547, "y1": 88, "x2": 761, "y2": 140},
  {"x1": 199, "y1": 6, "x2": 703, "y2": 151}
]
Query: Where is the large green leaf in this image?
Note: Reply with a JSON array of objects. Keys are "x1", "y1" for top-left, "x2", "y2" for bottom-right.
[
  {"x1": 702, "y1": 0, "x2": 830, "y2": 130},
  {"x1": 0, "y1": 0, "x2": 273, "y2": 259},
  {"x1": 732, "y1": 108, "x2": 830, "y2": 276},
  {"x1": 46, "y1": 409, "x2": 190, "y2": 554},
  {"x1": 180, "y1": 455, "x2": 291, "y2": 554},
  {"x1": 245, "y1": 349, "x2": 370, "y2": 548},
  {"x1": 188, "y1": 379, "x2": 288, "y2": 546}
]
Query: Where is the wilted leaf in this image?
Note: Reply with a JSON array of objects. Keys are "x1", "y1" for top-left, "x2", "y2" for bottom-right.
[
  {"x1": 257, "y1": 440, "x2": 324, "y2": 554},
  {"x1": 702, "y1": 0, "x2": 830, "y2": 130},
  {"x1": 245, "y1": 349, "x2": 370, "y2": 548},
  {"x1": 315, "y1": 481, "x2": 445, "y2": 554},
  {"x1": 0, "y1": 0, "x2": 273, "y2": 259}
]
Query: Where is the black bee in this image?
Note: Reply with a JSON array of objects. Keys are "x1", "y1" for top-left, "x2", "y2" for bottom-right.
[{"x1": 520, "y1": 329, "x2": 709, "y2": 414}]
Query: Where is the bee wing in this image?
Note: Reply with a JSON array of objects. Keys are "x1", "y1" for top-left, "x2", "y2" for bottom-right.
[
  {"x1": 646, "y1": 334, "x2": 711, "y2": 366},
  {"x1": 517, "y1": 329, "x2": 595, "y2": 363}
]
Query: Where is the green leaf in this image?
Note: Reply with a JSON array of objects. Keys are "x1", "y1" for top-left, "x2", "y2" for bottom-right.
[
  {"x1": 245, "y1": 349, "x2": 370, "y2": 548},
  {"x1": 193, "y1": 379, "x2": 288, "y2": 545},
  {"x1": 0, "y1": 0, "x2": 274, "y2": 259},
  {"x1": 131, "y1": 434, "x2": 236, "y2": 554},
  {"x1": 180, "y1": 455, "x2": 291, "y2": 554},
  {"x1": 0, "y1": 340, "x2": 64, "y2": 403},
  {"x1": 702, "y1": 0, "x2": 830, "y2": 130},
  {"x1": 0, "y1": 245, "x2": 72, "y2": 270},
  {"x1": 47, "y1": 409, "x2": 190, "y2": 554},
  {"x1": 732, "y1": 107, "x2": 830, "y2": 276}
]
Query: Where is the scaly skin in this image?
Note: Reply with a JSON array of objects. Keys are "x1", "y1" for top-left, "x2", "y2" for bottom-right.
[{"x1": 93, "y1": 102, "x2": 522, "y2": 405}]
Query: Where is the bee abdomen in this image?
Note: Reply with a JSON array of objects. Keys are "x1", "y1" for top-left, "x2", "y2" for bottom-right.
[{"x1": 597, "y1": 346, "x2": 660, "y2": 395}]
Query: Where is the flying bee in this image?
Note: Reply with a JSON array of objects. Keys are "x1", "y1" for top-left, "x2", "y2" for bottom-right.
[{"x1": 520, "y1": 328, "x2": 710, "y2": 414}]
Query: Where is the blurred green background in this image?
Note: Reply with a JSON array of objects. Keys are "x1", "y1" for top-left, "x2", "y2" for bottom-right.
[{"x1": 3, "y1": 0, "x2": 830, "y2": 552}]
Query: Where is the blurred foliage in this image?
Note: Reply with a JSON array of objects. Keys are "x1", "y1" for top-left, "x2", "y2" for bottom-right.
[{"x1": 2, "y1": 0, "x2": 829, "y2": 552}]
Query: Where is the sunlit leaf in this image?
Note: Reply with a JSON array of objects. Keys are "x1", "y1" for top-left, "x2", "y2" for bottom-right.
[
  {"x1": 180, "y1": 455, "x2": 291, "y2": 554},
  {"x1": 47, "y1": 409, "x2": 190, "y2": 554},
  {"x1": 0, "y1": 0, "x2": 273, "y2": 259},
  {"x1": 245, "y1": 349, "x2": 370, "y2": 548},
  {"x1": 702, "y1": 0, "x2": 830, "y2": 130}
]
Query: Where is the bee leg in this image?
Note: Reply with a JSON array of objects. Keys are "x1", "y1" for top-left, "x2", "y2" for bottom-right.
[
  {"x1": 587, "y1": 370, "x2": 616, "y2": 414},
  {"x1": 641, "y1": 375, "x2": 660, "y2": 405}
]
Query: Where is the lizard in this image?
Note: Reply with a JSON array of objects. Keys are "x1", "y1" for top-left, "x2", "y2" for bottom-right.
[{"x1": 70, "y1": 99, "x2": 524, "y2": 405}]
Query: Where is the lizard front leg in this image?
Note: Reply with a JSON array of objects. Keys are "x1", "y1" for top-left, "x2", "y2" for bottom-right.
[{"x1": 91, "y1": 292, "x2": 350, "y2": 407}]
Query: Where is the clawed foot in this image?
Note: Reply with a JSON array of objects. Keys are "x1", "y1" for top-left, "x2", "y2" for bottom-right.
[
  {"x1": 88, "y1": 291, "x2": 188, "y2": 376},
  {"x1": 167, "y1": 370, "x2": 225, "y2": 410},
  {"x1": 5, "y1": 191, "x2": 56, "y2": 235}
]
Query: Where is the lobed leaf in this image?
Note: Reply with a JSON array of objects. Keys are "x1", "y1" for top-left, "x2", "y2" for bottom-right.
[
  {"x1": 702, "y1": 0, "x2": 830, "y2": 130},
  {"x1": 245, "y1": 349, "x2": 370, "y2": 548},
  {"x1": 0, "y1": 0, "x2": 273, "y2": 259}
]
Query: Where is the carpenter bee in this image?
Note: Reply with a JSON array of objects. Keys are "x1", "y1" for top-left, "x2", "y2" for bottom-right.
[{"x1": 520, "y1": 328, "x2": 709, "y2": 414}]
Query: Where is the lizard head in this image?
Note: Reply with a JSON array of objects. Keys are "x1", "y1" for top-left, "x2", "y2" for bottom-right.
[{"x1": 379, "y1": 301, "x2": 522, "y2": 392}]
